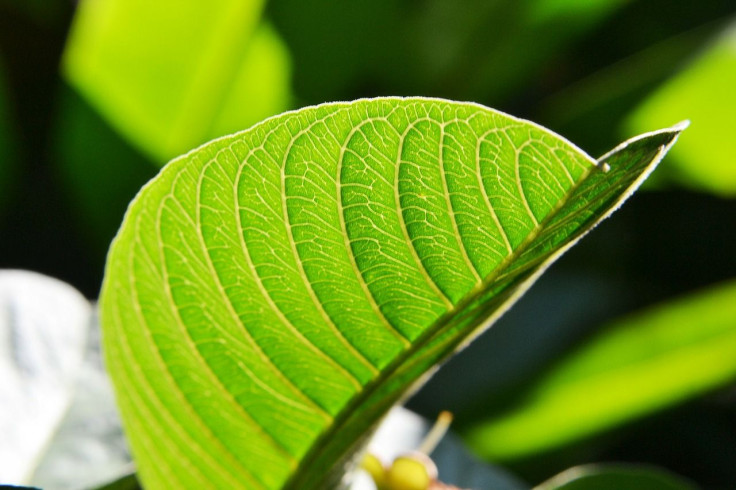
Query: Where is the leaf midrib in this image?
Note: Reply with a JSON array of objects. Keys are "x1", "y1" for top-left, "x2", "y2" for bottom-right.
[{"x1": 283, "y1": 143, "x2": 600, "y2": 489}]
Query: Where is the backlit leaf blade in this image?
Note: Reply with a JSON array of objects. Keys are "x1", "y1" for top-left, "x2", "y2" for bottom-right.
[{"x1": 100, "y1": 98, "x2": 682, "y2": 489}]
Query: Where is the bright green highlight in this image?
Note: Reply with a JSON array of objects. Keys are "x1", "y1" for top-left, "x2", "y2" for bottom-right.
[
  {"x1": 63, "y1": 0, "x2": 290, "y2": 164},
  {"x1": 100, "y1": 98, "x2": 681, "y2": 489},
  {"x1": 627, "y1": 22, "x2": 736, "y2": 196},
  {"x1": 467, "y1": 278, "x2": 736, "y2": 460}
]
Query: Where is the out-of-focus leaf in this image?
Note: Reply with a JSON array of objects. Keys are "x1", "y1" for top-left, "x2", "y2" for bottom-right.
[
  {"x1": 456, "y1": 0, "x2": 630, "y2": 101},
  {"x1": 63, "y1": 0, "x2": 290, "y2": 164},
  {"x1": 534, "y1": 464, "x2": 697, "y2": 490},
  {"x1": 626, "y1": 21, "x2": 736, "y2": 196},
  {"x1": 539, "y1": 21, "x2": 721, "y2": 156},
  {"x1": 52, "y1": 85, "x2": 157, "y2": 257},
  {"x1": 0, "y1": 270, "x2": 90, "y2": 485},
  {"x1": 465, "y1": 279, "x2": 736, "y2": 461},
  {"x1": 268, "y1": 0, "x2": 627, "y2": 103},
  {"x1": 205, "y1": 23, "x2": 291, "y2": 143}
]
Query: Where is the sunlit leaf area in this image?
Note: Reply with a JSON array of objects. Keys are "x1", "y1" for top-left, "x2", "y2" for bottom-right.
[{"x1": 0, "y1": 1, "x2": 734, "y2": 489}]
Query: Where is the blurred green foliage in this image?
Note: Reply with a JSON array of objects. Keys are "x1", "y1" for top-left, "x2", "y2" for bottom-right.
[
  {"x1": 627, "y1": 21, "x2": 736, "y2": 196},
  {"x1": 51, "y1": 86, "x2": 155, "y2": 255},
  {"x1": 0, "y1": 0, "x2": 735, "y2": 487},
  {"x1": 466, "y1": 279, "x2": 736, "y2": 460},
  {"x1": 63, "y1": 0, "x2": 290, "y2": 164},
  {"x1": 267, "y1": 0, "x2": 630, "y2": 105}
]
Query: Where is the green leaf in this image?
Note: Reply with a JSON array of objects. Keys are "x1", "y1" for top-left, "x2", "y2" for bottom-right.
[
  {"x1": 100, "y1": 97, "x2": 682, "y2": 489},
  {"x1": 464, "y1": 277, "x2": 736, "y2": 461},
  {"x1": 535, "y1": 464, "x2": 698, "y2": 490},
  {"x1": 63, "y1": 0, "x2": 290, "y2": 164},
  {"x1": 626, "y1": 21, "x2": 736, "y2": 196}
]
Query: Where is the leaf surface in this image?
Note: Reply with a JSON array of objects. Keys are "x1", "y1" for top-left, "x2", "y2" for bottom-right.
[{"x1": 100, "y1": 98, "x2": 682, "y2": 489}]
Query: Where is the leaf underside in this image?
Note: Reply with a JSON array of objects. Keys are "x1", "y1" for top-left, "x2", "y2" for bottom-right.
[{"x1": 100, "y1": 97, "x2": 682, "y2": 489}]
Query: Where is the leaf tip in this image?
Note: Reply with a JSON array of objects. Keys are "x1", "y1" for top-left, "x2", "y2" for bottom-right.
[{"x1": 671, "y1": 119, "x2": 690, "y2": 132}]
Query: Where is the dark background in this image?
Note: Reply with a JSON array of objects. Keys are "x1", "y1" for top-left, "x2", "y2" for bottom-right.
[{"x1": 1, "y1": 1, "x2": 734, "y2": 487}]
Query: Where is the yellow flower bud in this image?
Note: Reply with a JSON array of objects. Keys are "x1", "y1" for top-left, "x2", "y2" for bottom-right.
[{"x1": 384, "y1": 452, "x2": 438, "y2": 490}]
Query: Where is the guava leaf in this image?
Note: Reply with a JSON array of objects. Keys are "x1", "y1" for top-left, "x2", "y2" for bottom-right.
[
  {"x1": 465, "y1": 278, "x2": 736, "y2": 461},
  {"x1": 100, "y1": 98, "x2": 682, "y2": 489}
]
